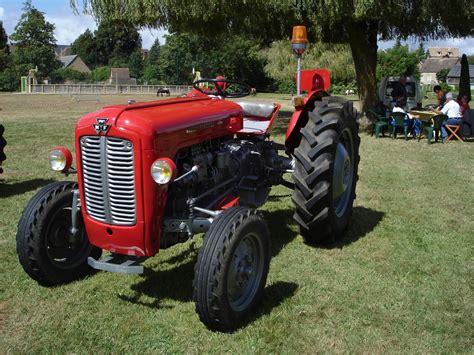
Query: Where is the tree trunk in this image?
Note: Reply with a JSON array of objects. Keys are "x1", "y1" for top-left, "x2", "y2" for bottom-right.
[{"x1": 347, "y1": 21, "x2": 379, "y2": 117}]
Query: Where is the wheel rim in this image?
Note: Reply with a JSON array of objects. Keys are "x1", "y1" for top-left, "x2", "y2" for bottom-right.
[
  {"x1": 333, "y1": 127, "x2": 355, "y2": 218},
  {"x1": 46, "y1": 206, "x2": 91, "y2": 269},
  {"x1": 227, "y1": 232, "x2": 265, "y2": 312}
]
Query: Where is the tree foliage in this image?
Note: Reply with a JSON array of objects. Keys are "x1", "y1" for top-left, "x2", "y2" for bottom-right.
[
  {"x1": 95, "y1": 20, "x2": 141, "y2": 65},
  {"x1": 71, "y1": 21, "x2": 141, "y2": 68},
  {"x1": 71, "y1": 29, "x2": 99, "y2": 68},
  {"x1": 264, "y1": 40, "x2": 355, "y2": 93},
  {"x1": 128, "y1": 50, "x2": 144, "y2": 79},
  {"x1": 50, "y1": 67, "x2": 91, "y2": 82},
  {"x1": 10, "y1": 4, "x2": 61, "y2": 78},
  {"x1": 157, "y1": 32, "x2": 267, "y2": 87},
  {"x1": 148, "y1": 39, "x2": 161, "y2": 65},
  {"x1": 436, "y1": 68, "x2": 450, "y2": 83},
  {"x1": 0, "y1": 21, "x2": 10, "y2": 71},
  {"x1": 376, "y1": 42, "x2": 426, "y2": 81},
  {"x1": 459, "y1": 54, "x2": 471, "y2": 101}
]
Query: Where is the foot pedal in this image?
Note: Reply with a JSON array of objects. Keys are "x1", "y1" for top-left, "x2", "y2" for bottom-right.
[{"x1": 88, "y1": 255, "x2": 146, "y2": 274}]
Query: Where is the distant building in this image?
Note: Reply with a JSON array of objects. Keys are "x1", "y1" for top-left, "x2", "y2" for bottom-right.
[
  {"x1": 59, "y1": 55, "x2": 91, "y2": 73},
  {"x1": 109, "y1": 68, "x2": 137, "y2": 85},
  {"x1": 428, "y1": 47, "x2": 460, "y2": 58},
  {"x1": 419, "y1": 47, "x2": 460, "y2": 85},
  {"x1": 447, "y1": 64, "x2": 474, "y2": 90}
]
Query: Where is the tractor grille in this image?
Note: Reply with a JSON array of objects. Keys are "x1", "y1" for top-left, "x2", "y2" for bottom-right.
[{"x1": 80, "y1": 136, "x2": 136, "y2": 225}]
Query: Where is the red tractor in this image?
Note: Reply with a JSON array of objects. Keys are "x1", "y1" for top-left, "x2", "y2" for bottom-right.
[{"x1": 16, "y1": 28, "x2": 359, "y2": 332}]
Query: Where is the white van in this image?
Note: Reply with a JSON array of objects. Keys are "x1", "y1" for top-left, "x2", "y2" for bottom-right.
[{"x1": 378, "y1": 76, "x2": 422, "y2": 111}]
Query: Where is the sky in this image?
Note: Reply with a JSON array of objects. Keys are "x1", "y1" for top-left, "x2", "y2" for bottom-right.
[{"x1": 0, "y1": 0, "x2": 473, "y2": 54}]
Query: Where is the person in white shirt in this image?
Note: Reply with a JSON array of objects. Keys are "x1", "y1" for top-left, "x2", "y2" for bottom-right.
[
  {"x1": 392, "y1": 98, "x2": 422, "y2": 136},
  {"x1": 430, "y1": 92, "x2": 462, "y2": 140}
]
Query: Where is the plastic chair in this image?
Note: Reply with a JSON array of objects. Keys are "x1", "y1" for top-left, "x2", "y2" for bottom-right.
[
  {"x1": 418, "y1": 114, "x2": 447, "y2": 144},
  {"x1": 368, "y1": 109, "x2": 389, "y2": 138},
  {"x1": 390, "y1": 112, "x2": 410, "y2": 140}
]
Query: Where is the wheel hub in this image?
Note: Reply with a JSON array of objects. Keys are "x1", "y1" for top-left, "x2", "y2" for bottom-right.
[
  {"x1": 227, "y1": 233, "x2": 264, "y2": 312},
  {"x1": 333, "y1": 142, "x2": 351, "y2": 199},
  {"x1": 332, "y1": 128, "x2": 355, "y2": 218}
]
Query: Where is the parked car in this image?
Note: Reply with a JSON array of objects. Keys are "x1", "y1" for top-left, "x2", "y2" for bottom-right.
[{"x1": 378, "y1": 76, "x2": 422, "y2": 110}]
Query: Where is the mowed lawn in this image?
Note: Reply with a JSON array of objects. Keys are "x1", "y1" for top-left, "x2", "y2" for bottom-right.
[{"x1": 0, "y1": 93, "x2": 472, "y2": 353}]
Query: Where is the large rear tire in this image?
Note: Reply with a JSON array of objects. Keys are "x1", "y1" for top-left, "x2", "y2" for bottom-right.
[
  {"x1": 16, "y1": 181, "x2": 101, "y2": 286},
  {"x1": 193, "y1": 207, "x2": 270, "y2": 331},
  {"x1": 292, "y1": 97, "x2": 360, "y2": 244}
]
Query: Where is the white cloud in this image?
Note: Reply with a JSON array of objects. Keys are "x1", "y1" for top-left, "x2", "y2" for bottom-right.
[
  {"x1": 139, "y1": 28, "x2": 168, "y2": 49},
  {"x1": 45, "y1": 13, "x2": 97, "y2": 45},
  {"x1": 0, "y1": 7, "x2": 4, "y2": 20}
]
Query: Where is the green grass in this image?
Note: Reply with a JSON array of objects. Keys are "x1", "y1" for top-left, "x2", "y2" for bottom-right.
[{"x1": 0, "y1": 93, "x2": 473, "y2": 353}]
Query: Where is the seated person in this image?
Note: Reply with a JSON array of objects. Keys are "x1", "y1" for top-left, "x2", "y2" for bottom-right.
[
  {"x1": 433, "y1": 85, "x2": 446, "y2": 109},
  {"x1": 457, "y1": 94, "x2": 470, "y2": 116},
  {"x1": 392, "y1": 98, "x2": 421, "y2": 135},
  {"x1": 391, "y1": 75, "x2": 408, "y2": 105},
  {"x1": 374, "y1": 101, "x2": 389, "y2": 118},
  {"x1": 430, "y1": 92, "x2": 462, "y2": 140}
]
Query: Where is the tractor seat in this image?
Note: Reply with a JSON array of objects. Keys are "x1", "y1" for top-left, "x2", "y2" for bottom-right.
[{"x1": 235, "y1": 101, "x2": 276, "y2": 134}]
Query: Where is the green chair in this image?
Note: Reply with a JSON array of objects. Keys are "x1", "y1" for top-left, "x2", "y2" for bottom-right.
[
  {"x1": 368, "y1": 109, "x2": 389, "y2": 138},
  {"x1": 418, "y1": 114, "x2": 447, "y2": 144},
  {"x1": 390, "y1": 112, "x2": 410, "y2": 140}
]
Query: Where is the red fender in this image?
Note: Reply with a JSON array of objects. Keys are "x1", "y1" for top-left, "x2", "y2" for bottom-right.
[
  {"x1": 285, "y1": 89, "x2": 330, "y2": 152},
  {"x1": 285, "y1": 69, "x2": 331, "y2": 152}
]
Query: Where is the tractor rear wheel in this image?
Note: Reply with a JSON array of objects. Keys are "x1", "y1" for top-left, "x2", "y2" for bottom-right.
[
  {"x1": 292, "y1": 97, "x2": 360, "y2": 244},
  {"x1": 193, "y1": 207, "x2": 270, "y2": 331},
  {"x1": 16, "y1": 181, "x2": 101, "y2": 286}
]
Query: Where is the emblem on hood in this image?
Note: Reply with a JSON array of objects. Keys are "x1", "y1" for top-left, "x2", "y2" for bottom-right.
[{"x1": 93, "y1": 118, "x2": 110, "y2": 135}]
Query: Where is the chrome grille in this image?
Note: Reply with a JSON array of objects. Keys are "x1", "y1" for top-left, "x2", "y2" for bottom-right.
[{"x1": 80, "y1": 136, "x2": 136, "y2": 225}]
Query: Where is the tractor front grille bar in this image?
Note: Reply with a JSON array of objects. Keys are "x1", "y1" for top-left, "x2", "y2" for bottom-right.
[{"x1": 80, "y1": 136, "x2": 136, "y2": 225}]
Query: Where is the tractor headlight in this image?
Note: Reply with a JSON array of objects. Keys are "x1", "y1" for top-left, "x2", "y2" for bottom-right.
[
  {"x1": 49, "y1": 147, "x2": 72, "y2": 172},
  {"x1": 151, "y1": 158, "x2": 176, "y2": 185}
]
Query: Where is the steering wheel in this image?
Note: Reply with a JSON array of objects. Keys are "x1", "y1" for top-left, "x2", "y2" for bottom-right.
[{"x1": 193, "y1": 79, "x2": 251, "y2": 98}]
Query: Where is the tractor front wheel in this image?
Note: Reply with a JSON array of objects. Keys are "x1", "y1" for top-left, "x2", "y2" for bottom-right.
[
  {"x1": 292, "y1": 97, "x2": 360, "y2": 244},
  {"x1": 16, "y1": 181, "x2": 101, "y2": 286},
  {"x1": 193, "y1": 207, "x2": 270, "y2": 331}
]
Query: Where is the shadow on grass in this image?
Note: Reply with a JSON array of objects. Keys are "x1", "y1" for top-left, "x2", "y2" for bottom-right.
[
  {"x1": 322, "y1": 206, "x2": 385, "y2": 249},
  {"x1": 0, "y1": 178, "x2": 54, "y2": 199},
  {"x1": 262, "y1": 208, "x2": 299, "y2": 258},
  {"x1": 237, "y1": 281, "x2": 298, "y2": 331},
  {"x1": 118, "y1": 248, "x2": 198, "y2": 308}
]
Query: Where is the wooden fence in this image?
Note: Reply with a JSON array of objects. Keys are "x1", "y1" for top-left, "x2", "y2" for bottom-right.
[{"x1": 28, "y1": 84, "x2": 193, "y2": 95}]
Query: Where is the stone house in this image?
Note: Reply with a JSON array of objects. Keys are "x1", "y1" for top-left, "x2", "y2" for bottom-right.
[
  {"x1": 447, "y1": 64, "x2": 474, "y2": 90},
  {"x1": 59, "y1": 55, "x2": 91, "y2": 73},
  {"x1": 109, "y1": 68, "x2": 137, "y2": 85},
  {"x1": 419, "y1": 47, "x2": 460, "y2": 85}
]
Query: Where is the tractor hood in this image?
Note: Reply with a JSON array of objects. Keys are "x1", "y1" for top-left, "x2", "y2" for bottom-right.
[{"x1": 76, "y1": 97, "x2": 243, "y2": 150}]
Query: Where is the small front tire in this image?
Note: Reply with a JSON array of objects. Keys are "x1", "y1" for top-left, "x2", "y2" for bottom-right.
[
  {"x1": 193, "y1": 207, "x2": 271, "y2": 331},
  {"x1": 16, "y1": 181, "x2": 101, "y2": 286}
]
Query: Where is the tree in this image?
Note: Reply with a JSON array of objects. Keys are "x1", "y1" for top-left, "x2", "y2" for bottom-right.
[
  {"x1": 0, "y1": 21, "x2": 10, "y2": 71},
  {"x1": 71, "y1": 29, "x2": 99, "y2": 68},
  {"x1": 128, "y1": 50, "x2": 144, "y2": 79},
  {"x1": 376, "y1": 42, "x2": 425, "y2": 82},
  {"x1": 436, "y1": 68, "x2": 450, "y2": 83},
  {"x1": 10, "y1": 3, "x2": 61, "y2": 78},
  {"x1": 459, "y1": 54, "x2": 471, "y2": 101},
  {"x1": 264, "y1": 40, "x2": 355, "y2": 92},
  {"x1": 71, "y1": 0, "x2": 474, "y2": 113},
  {"x1": 94, "y1": 20, "x2": 141, "y2": 66},
  {"x1": 157, "y1": 32, "x2": 268, "y2": 87},
  {"x1": 467, "y1": 55, "x2": 474, "y2": 65},
  {"x1": 148, "y1": 39, "x2": 161, "y2": 65}
]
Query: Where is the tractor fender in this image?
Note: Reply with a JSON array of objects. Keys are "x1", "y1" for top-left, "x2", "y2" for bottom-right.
[{"x1": 284, "y1": 90, "x2": 330, "y2": 152}]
